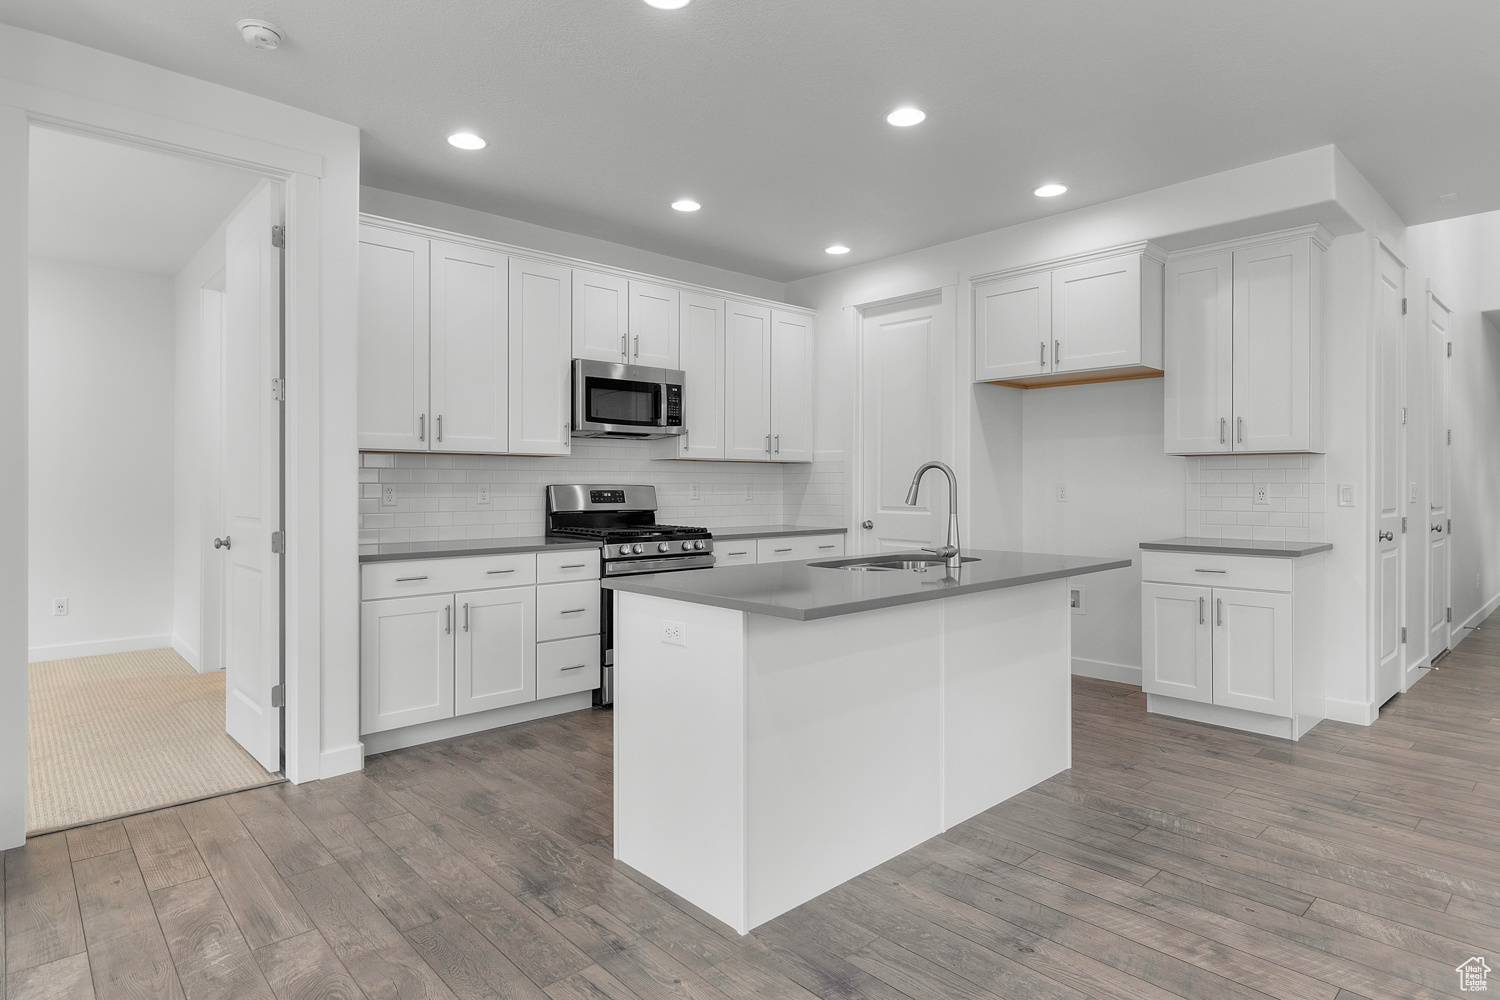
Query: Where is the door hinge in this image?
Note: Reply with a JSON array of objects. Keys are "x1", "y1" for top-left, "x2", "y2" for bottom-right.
[
  {"x1": 1401, "y1": 297, "x2": 1408, "y2": 315},
  {"x1": 271, "y1": 225, "x2": 286, "y2": 249},
  {"x1": 1448, "y1": 518, "x2": 1453, "y2": 533},
  {"x1": 271, "y1": 684, "x2": 284, "y2": 709},
  {"x1": 271, "y1": 530, "x2": 285, "y2": 554},
  {"x1": 271, "y1": 377, "x2": 286, "y2": 402},
  {"x1": 1447, "y1": 342, "x2": 1453, "y2": 357},
  {"x1": 1447, "y1": 428, "x2": 1452, "y2": 445},
  {"x1": 1401, "y1": 516, "x2": 1407, "y2": 533},
  {"x1": 1401, "y1": 626, "x2": 1407, "y2": 643},
  {"x1": 1447, "y1": 607, "x2": 1453, "y2": 623}
]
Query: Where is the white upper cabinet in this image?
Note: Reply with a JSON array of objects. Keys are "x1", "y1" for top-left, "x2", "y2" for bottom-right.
[
  {"x1": 677, "y1": 292, "x2": 726, "y2": 459},
  {"x1": 770, "y1": 310, "x2": 813, "y2": 462},
  {"x1": 358, "y1": 227, "x2": 429, "y2": 451},
  {"x1": 509, "y1": 258, "x2": 572, "y2": 456},
  {"x1": 628, "y1": 281, "x2": 680, "y2": 369},
  {"x1": 1164, "y1": 228, "x2": 1326, "y2": 455},
  {"x1": 1163, "y1": 251, "x2": 1234, "y2": 454},
  {"x1": 430, "y1": 240, "x2": 509, "y2": 454},
  {"x1": 572, "y1": 269, "x2": 629, "y2": 364},
  {"x1": 973, "y1": 244, "x2": 1163, "y2": 387},
  {"x1": 974, "y1": 271, "x2": 1051, "y2": 382},
  {"x1": 724, "y1": 301, "x2": 773, "y2": 461}
]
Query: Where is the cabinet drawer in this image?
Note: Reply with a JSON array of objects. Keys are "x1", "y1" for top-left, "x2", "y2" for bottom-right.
[
  {"x1": 537, "y1": 635, "x2": 600, "y2": 700},
  {"x1": 756, "y1": 533, "x2": 846, "y2": 563},
  {"x1": 716, "y1": 541, "x2": 758, "y2": 566},
  {"x1": 362, "y1": 553, "x2": 537, "y2": 600},
  {"x1": 537, "y1": 580, "x2": 600, "y2": 641},
  {"x1": 537, "y1": 548, "x2": 600, "y2": 584},
  {"x1": 1140, "y1": 550, "x2": 1292, "y2": 593}
]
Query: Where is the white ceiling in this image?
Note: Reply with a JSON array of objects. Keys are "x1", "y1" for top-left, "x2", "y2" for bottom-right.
[
  {"x1": 6, "y1": 1, "x2": 1499, "y2": 282},
  {"x1": 29, "y1": 127, "x2": 261, "y2": 275}
]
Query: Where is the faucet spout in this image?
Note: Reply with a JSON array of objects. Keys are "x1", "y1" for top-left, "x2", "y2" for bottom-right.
[{"x1": 904, "y1": 460, "x2": 962, "y2": 570}]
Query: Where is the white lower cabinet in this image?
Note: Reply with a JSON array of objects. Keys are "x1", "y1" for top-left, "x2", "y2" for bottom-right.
[
  {"x1": 1140, "y1": 550, "x2": 1321, "y2": 739},
  {"x1": 455, "y1": 586, "x2": 537, "y2": 715},
  {"x1": 755, "y1": 534, "x2": 845, "y2": 564},
  {"x1": 360, "y1": 594, "x2": 456, "y2": 734},
  {"x1": 538, "y1": 634, "x2": 601, "y2": 701}
]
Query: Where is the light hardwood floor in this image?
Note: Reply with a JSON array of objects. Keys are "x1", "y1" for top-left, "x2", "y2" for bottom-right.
[{"x1": 7, "y1": 617, "x2": 1500, "y2": 1000}]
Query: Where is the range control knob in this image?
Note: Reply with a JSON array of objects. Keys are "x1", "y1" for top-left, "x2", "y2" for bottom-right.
[
  {"x1": 632, "y1": 543, "x2": 644, "y2": 555},
  {"x1": 681, "y1": 541, "x2": 693, "y2": 551},
  {"x1": 658, "y1": 542, "x2": 670, "y2": 553},
  {"x1": 693, "y1": 540, "x2": 706, "y2": 550},
  {"x1": 619, "y1": 544, "x2": 632, "y2": 556}
]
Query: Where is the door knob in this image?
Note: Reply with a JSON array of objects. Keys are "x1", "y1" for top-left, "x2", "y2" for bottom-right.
[
  {"x1": 1379, "y1": 530, "x2": 1394, "y2": 542},
  {"x1": 214, "y1": 536, "x2": 232, "y2": 550},
  {"x1": 1432, "y1": 524, "x2": 1443, "y2": 533},
  {"x1": 861, "y1": 520, "x2": 874, "y2": 530}
]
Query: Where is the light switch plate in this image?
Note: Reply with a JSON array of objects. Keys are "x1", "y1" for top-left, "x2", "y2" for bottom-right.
[
  {"x1": 1338, "y1": 484, "x2": 1355, "y2": 507},
  {"x1": 690, "y1": 482, "x2": 700, "y2": 501}
]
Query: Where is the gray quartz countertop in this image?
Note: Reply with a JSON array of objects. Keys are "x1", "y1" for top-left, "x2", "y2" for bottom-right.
[
  {"x1": 1140, "y1": 537, "x2": 1332, "y2": 558},
  {"x1": 603, "y1": 549, "x2": 1130, "y2": 621},
  {"x1": 359, "y1": 536, "x2": 597, "y2": 564},
  {"x1": 710, "y1": 524, "x2": 848, "y2": 541}
]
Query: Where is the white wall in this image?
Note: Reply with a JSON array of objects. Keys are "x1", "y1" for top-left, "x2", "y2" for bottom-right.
[{"x1": 28, "y1": 259, "x2": 177, "y2": 660}]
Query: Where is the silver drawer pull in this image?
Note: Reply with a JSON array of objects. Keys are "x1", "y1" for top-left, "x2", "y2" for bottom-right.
[
  {"x1": 560, "y1": 563, "x2": 587, "y2": 569},
  {"x1": 560, "y1": 608, "x2": 588, "y2": 614},
  {"x1": 818, "y1": 544, "x2": 837, "y2": 549},
  {"x1": 775, "y1": 547, "x2": 793, "y2": 553},
  {"x1": 561, "y1": 663, "x2": 588, "y2": 671},
  {"x1": 1194, "y1": 569, "x2": 1227, "y2": 574},
  {"x1": 486, "y1": 569, "x2": 515, "y2": 575},
  {"x1": 395, "y1": 575, "x2": 429, "y2": 582},
  {"x1": 728, "y1": 550, "x2": 748, "y2": 556}
]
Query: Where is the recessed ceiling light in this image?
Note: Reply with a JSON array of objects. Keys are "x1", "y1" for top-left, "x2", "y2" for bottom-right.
[
  {"x1": 671, "y1": 199, "x2": 701, "y2": 212},
  {"x1": 447, "y1": 132, "x2": 486, "y2": 150},
  {"x1": 1034, "y1": 183, "x2": 1068, "y2": 198},
  {"x1": 644, "y1": 0, "x2": 691, "y2": 8},
  {"x1": 886, "y1": 107, "x2": 926, "y2": 127},
  {"x1": 825, "y1": 245, "x2": 851, "y2": 255},
  {"x1": 236, "y1": 18, "x2": 282, "y2": 49}
]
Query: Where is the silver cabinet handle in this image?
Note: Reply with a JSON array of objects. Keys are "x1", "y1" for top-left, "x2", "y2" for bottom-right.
[
  {"x1": 621, "y1": 333, "x2": 627, "y2": 360},
  {"x1": 633, "y1": 334, "x2": 640, "y2": 359},
  {"x1": 727, "y1": 550, "x2": 748, "y2": 556},
  {"x1": 1199, "y1": 596, "x2": 1205, "y2": 625},
  {"x1": 818, "y1": 544, "x2": 837, "y2": 549},
  {"x1": 395, "y1": 575, "x2": 428, "y2": 582},
  {"x1": 436, "y1": 414, "x2": 443, "y2": 443},
  {"x1": 1220, "y1": 417, "x2": 1226, "y2": 445},
  {"x1": 1194, "y1": 568, "x2": 1227, "y2": 574},
  {"x1": 1216, "y1": 598, "x2": 1223, "y2": 627},
  {"x1": 214, "y1": 536, "x2": 232, "y2": 550},
  {"x1": 1055, "y1": 339, "x2": 1061, "y2": 367},
  {"x1": 774, "y1": 434, "x2": 780, "y2": 453},
  {"x1": 419, "y1": 413, "x2": 426, "y2": 442},
  {"x1": 765, "y1": 433, "x2": 771, "y2": 454},
  {"x1": 561, "y1": 663, "x2": 588, "y2": 671},
  {"x1": 775, "y1": 547, "x2": 793, "y2": 553},
  {"x1": 445, "y1": 604, "x2": 452, "y2": 635},
  {"x1": 560, "y1": 563, "x2": 587, "y2": 569},
  {"x1": 462, "y1": 602, "x2": 469, "y2": 632},
  {"x1": 1040, "y1": 341, "x2": 1046, "y2": 367},
  {"x1": 486, "y1": 569, "x2": 514, "y2": 575},
  {"x1": 1237, "y1": 417, "x2": 1244, "y2": 443},
  {"x1": 560, "y1": 608, "x2": 588, "y2": 614}
]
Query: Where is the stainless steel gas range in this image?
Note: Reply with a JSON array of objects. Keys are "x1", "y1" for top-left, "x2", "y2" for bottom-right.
[{"x1": 546, "y1": 485, "x2": 715, "y2": 705}]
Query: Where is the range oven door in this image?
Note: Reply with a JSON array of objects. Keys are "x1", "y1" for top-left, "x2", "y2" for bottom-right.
[{"x1": 573, "y1": 359, "x2": 684, "y2": 438}]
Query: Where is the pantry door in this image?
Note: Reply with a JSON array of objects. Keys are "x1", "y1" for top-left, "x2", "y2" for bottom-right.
[
  {"x1": 859, "y1": 291, "x2": 953, "y2": 553},
  {"x1": 220, "y1": 181, "x2": 284, "y2": 772}
]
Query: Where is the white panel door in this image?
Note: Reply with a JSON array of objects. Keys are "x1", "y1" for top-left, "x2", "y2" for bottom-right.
[
  {"x1": 1141, "y1": 583, "x2": 1213, "y2": 704},
  {"x1": 1429, "y1": 291, "x2": 1452, "y2": 654},
  {"x1": 430, "y1": 240, "x2": 508, "y2": 454},
  {"x1": 221, "y1": 183, "x2": 283, "y2": 771},
  {"x1": 677, "y1": 292, "x2": 725, "y2": 459},
  {"x1": 1374, "y1": 245, "x2": 1405, "y2": 706},
  {"x1": 1211, "y1": 587, "x2": 1292, "y2": 716},
  {"x1": 360, "y1": 594, "x2": 455, "y2": 734},
  {"x1": 509, "y1": 258, "x2": 572, "y2": 456},
  {"x1": 629, "y1": 280, "x2": 680, "y2": 369},
  {"x1": 1164, "y1": 252, "x2": 1234, "y2": 454},
  {"x1": 1051, "y1": 253, "x2": 1140, "y2": 373},
  {"x1": 572, "y1": 269, "x2": 629, "y2": 363},
  {"x1": 770, "y1": 310, "x2": 813, "y2": 462},
  {"x1": 974, "y1": 272, "x2": 1051, "y2": 381},
  {"x1": 455, "y1": 586, "x2": 536, "y2": 715},
  {"x1": 860, "y1": 293, "x2": 947, "y2": 552},
  {"x1": 724, "y1": 301, "x2": 772, "y2": 461},
  {"x1": 358, "y1": 226, "x2": 429, "y2": 451},
  {"x1": 1232, "y1": 239, "x2": 1311, "y2": 452}
]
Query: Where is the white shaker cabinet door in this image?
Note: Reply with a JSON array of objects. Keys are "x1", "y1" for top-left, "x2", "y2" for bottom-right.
[
  {"x1": 1211, "y1": 587, "x2": 1293, "y2": 717},
  {"x1": 1163, "y1": 251, "x2": 1234, "y2": 454},
  {"x1": 509, "y1": 258, "x2": 573, "y2": 456},
  {"x1": 430, "y1": 240, "x2": 508, "y2": 454},
  {"x1": 455, "y1": 586, "x2": 537, "y2": 716},
  {"x1": 629, "y1": 280, "x2": 681, "y2": 369},
  {"x1": 770, "y1": 310, "x2": 813, "y2": 462},
  {"x1": 1141, "y1": 583, "x2": 1213, "y2": 705},
  {"x1": 572, "y1": 269, "x2": 629, "y2": 363},
  {"x1": 358, "y1": 227, "x2": 430, "y2": 451},
  {"x1": 724, "y1": 301, "x2": 772, "y2": 461},
  {"x1": 361, "y1": 594, "x2": 456, "y2": 734},
  {"x1": 974, "y1": 271, "x2": 1051, "y2": 381},
  {"x1": 676, "y1": 292, "x2": 726, "y2": 459},
  {"x1": 1232, "y1": 238, "x2": 1312, "y2": 453},
  {"x1": 1050, "y1": 253, "x2": 1143, "y2": 374}
]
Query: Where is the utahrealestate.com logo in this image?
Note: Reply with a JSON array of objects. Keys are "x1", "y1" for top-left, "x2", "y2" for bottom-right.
[{"x1": 1459, "y1": 957, "x2": 1492, "y2": 992}]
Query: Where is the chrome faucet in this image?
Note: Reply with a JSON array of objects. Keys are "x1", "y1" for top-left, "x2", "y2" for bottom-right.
[{"x1": 904, "y1": 461, "x2": 962, "y2": 569}]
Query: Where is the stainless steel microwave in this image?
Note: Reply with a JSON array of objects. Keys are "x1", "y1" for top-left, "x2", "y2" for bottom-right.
[{"x1": 572, "y1": 359, "x2": 685, "y2": 438}]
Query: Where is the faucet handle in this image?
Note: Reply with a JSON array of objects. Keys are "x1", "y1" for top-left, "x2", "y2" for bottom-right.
[{"x1": 921, "y1": 545, "x2": 958, "y2": 558}]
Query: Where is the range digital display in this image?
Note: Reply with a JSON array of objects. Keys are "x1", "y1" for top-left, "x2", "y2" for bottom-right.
[{"x1": 590, "y1": 490, "x2": 627, "y2": 504}]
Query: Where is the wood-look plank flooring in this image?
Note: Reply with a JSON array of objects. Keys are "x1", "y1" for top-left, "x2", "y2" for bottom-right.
[{"x1": 8, "y1": 617, "x2": 1500, "y2": 1000}]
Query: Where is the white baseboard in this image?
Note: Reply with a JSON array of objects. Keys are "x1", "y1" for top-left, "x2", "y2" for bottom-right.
[
  {"x1": 1461, "y1": 589, "x2": 1500, "y2": 631},
  {"x1": 1323, "y1": 696, "x2": 1378, "y2": 726},
  {"x1": 316, "y1": 743, "x2": 365, "y2": 781},
  {"x1": 1072, "y1": 657, "x2": 1141, "y2": 686},
  {"x1": 28, "y1": 633, "x2": 173, "y2": 663},
  {"x1": 1146, "y1": 693, "x2": 1309, "y2": 740},
  {"x1": 171, "y1": 634, "x2": 202, "y2": 672},
  {"x1": 361, "y1": 691, "x2": 594, "y2": 755}
]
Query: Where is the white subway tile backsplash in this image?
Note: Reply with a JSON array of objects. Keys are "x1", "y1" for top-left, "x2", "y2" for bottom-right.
[{"x1": 1185, "y1": 455, "x2": 1324, "y2": 543}]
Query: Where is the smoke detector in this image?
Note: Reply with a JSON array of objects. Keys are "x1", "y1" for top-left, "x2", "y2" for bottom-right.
[{"x1": 236, "y1": 19, "x2": 283, "y2": 50}]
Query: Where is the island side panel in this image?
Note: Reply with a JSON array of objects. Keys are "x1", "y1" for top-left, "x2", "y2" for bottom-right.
[
  {"x1": 614, "y1": 592, "x2": 750, "y2": 933},
  {"x1": 942, "y1": 579, "x2": 1073, "y2": 829},
  {"x1": 744, "y1": 601, "x2": 944, "y2": 929}
]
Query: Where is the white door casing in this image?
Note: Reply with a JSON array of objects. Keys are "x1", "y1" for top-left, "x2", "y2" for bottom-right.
[
  {"x1": 677, "y1": 292, "x2": 726, "y2": 459},
  {"x1": 1373, "y1": 244, "x2": 1405, "y2": 707},
  {"x1": 199, "y1": 288, "x2": 227, "y2": 674},
  {"x1": 221, "y1": 182, "x2": 283, "y2": 772},
  {"x1": 357, "y1": 226, "x2": 430, "y2": 451},
  {"x1": 859, "y1": 293, "x2": 949, "y2": 553},
  {"x1": 1163, "y1": 251, "x2": 1234, "y2": 454},
  {"x1": 1141, "y1": 583, "x2": 1213, "y2": 704},
  {"x1": 430, "y1": 240, "x2": 508, "y2": 454},
  {"x1": 1429, "y1": 290, "x2": 1452, "y2": 655}
]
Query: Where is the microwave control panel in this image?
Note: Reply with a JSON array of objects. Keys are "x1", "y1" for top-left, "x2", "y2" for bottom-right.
[{"x1": 664, "y1": 384, "x2": 683, "y2": 426}]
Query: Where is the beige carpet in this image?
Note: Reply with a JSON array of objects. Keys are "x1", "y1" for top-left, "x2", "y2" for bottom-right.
[{"x1": 28, "y1": 648, "x2": 281, "y2": 835}]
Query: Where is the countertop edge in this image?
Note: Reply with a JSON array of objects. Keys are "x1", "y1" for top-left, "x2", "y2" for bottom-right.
[
  {"x1": 1138, "y1": 540, "x2": 1333, "y2": 558},
  {"x1": 710, "y1": 525, "x2": 849, "y2": 541},
  {"x1": 359, "y1": 539, "x2": 599, "y2": 563}
]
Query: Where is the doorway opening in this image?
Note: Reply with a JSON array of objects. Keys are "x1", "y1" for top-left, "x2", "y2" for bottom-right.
[{"x1": 25, "y1": 126, "x2": 285, "y2": 834}]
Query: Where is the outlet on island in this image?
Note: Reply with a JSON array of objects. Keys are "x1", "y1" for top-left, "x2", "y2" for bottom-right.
[{"x1": 661, "y1": 619, "x2": 686, "y2": 646}]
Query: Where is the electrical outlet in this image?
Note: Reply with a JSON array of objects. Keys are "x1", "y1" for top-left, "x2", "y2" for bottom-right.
[
  {"x1": 1253, "y1": 483, "x2": 1269, "y2": 505},
  {"x1": 52, "y1": 598, "x2": 68, "y2": 617},
  {"x1": 1069, "y1": 586, "x2": 1085, "y2": 615},
  {"x1": 477, "y1": 483, "x2": 491, "y2": 505},
  {"x1": 382, "y1": 485, "x2": 398, "y2": 507},
  {"x1": 744, "y1": 484, "x2": 752, "y2": 501},
  {"x1": 690, "y1": 482, "x2": 700, "y2": 502},
  {"x1": 661, "y1": 619, "x2": 686, "y2": 646},
  {"x1": 1055, "y1": 483, "x2": 1068, "y2": 502}
]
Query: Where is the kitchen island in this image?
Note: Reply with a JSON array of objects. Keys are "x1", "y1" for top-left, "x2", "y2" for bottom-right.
[{"x1": 603, "y1": 549, "x2": 1129, "y2": 934}]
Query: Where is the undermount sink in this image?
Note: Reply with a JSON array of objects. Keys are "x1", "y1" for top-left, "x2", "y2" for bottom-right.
[{"x1": 809, "y1": 554, "x2": 982, "y2": 572}]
